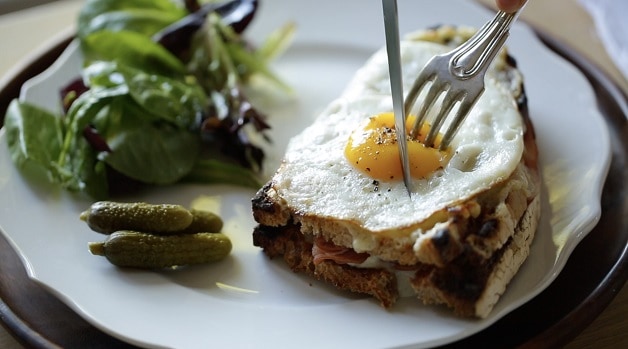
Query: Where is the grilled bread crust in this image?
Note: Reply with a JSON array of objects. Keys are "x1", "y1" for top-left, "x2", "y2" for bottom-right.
[{"x1": 252, "y1": 26, "x2": 540, "y2": 318}]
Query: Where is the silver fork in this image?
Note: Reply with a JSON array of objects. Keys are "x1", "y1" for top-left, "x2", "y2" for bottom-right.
[{"x1": 404, "y1": 7, "x2": 525, "y2": 150}]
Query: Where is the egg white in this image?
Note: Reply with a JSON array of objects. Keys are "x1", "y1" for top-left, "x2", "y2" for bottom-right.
[{"x1": 272, "y1": 40, "x2": 524, "y2": 232}]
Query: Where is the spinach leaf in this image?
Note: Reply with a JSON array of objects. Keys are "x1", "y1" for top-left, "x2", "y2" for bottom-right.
[
  {"x1": 4, "y1": 100, "x2": 63, "y2": 176},
  {"x1": 78, "y1": 0, "x2": 185, "y2": 39},
  {"x1": 53, "y1": 132, "x2": 108, "y2": 200},
  {"x1": 56, "y1": 92, "x2": 119, "y2": 197},
  {"x1": 59, "y1": 82, "x2": 128, "y2": 164},
  {"x1": 81, "y1": 30, "x2": 187, "y2": 77},
  {"x1": 84, "y1": 61, "x2": 207, "y2": 129},
  {"x1": 100, "y1": 115, "x2": 201, "y2": 185},
  {"x1": 3, "y1": 99, "x2": 108, "y2": 199}
]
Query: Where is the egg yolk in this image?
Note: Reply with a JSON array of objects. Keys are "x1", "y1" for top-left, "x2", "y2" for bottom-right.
[{"x1": 344, "y1": 112, "x2": 448, "y2": 181}]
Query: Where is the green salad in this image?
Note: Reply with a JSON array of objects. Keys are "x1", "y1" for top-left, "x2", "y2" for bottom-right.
[{"x1": 4, "y1": 0, "x2": 293, "y2": 199}]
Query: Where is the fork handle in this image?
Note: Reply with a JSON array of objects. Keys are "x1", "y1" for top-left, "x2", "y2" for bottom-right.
[{"x1": 450, "y1": 7, "x2": 524, "y2": 80}]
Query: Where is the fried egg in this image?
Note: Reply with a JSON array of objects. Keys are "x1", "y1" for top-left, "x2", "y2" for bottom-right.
[{"x1": 271, "y1": 39, "x2": 524, "y2": 232}]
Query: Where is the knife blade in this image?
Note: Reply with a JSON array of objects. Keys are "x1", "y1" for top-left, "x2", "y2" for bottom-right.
[{"x1": 382, "y1": 0, "x2": 411, "y2": 195}]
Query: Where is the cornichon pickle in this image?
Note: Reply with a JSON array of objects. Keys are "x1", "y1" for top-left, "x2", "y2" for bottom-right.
[
  {"x1": 88, "y1": 231, "x2": 232, "y2": 268},
  {"x1": 177, "y1": 209, "x2": 223, "y2": 234},
  {"x1": 80, "y1": 201, "x2": 193, "y2": 234}
]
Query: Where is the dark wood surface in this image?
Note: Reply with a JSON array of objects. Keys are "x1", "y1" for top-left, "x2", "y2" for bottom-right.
[{"x1": 0, "y1": 29, "x2": 626, "y2": 349}]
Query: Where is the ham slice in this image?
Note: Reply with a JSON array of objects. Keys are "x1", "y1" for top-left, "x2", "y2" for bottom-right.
[{"x1": 312, "y1": 236, "x2": 369, "y2": 265}]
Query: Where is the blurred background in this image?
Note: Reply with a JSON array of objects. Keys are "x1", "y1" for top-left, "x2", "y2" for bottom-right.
[{"x1": 0, "y1": 0, "x2": 54, "y2": 14}]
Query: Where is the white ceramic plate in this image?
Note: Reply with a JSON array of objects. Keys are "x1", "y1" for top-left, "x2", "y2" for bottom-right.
[{"x1": 0, "y1": 0, "x2": 611, "y2": 348}]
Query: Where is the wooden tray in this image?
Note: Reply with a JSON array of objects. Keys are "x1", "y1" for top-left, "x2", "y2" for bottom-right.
[{"x1": 0, "y1": 31, "x2": 626, "y2": 349}]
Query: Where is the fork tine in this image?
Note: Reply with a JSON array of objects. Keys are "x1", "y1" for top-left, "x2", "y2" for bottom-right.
[
  {"x1": 439, "y1": 95, "x2": 479, "y2": 150},
  {"x1": 405, "y1": 77, "x2": 432, "y2": 136},
  {"x1": 404, "y1": 72, "x2": 431, "y2": 113},
  {"x1": 409, "y1": 78, "x2": 443, "y2": 139},
  {"x1": 424, "y1": 89, "x2": 463, "y2": 147}
]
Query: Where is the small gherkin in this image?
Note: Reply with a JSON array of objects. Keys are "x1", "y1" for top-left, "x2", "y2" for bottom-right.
[
  {"x1": 88, "y1": 231, "x2": 232, "y2": 269},
  {"x1": 80, "y1": 201, "x2": 194, "y2": 234}
]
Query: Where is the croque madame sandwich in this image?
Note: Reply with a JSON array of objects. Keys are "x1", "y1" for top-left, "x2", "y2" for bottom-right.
[{"x1": 251, "y1": 26, "x2": 540, "y2": 318}]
